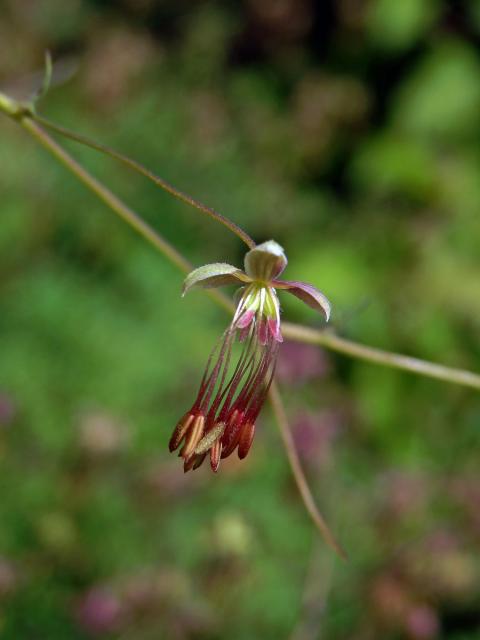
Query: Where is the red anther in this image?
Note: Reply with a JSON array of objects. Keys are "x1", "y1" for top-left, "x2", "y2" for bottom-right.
[
  {"x1": 193, "y1": 453, "x2": 207, "y2": 470},
  {"x1": 183, "y1": 454, "x2": 196, "y2": 473},
  {"x1": 220, "y1": 410, "x2": 243, "y2": 458},
  {"x1": 180, "y1": 415, "x2": 205, "y2": 458},
  {"x1": 210, "y1": 439, "x2": 222, "y2": 472},
  {"x1": 238, "y1": 422, "x2": 255, "y2": 459},
  {"x1": 169, "y1": 412, "x2": 195, "y2": 452}
]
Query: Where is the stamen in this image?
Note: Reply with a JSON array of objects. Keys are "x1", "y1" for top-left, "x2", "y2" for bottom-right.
[
  {"x1": 183, "y1": 452, "x2": 206, "y2": 473},
  {"x1": 238, "y1": 422, "x2": 255, "y2": 459},
  {"x1": 170, "y1": 280, "x2": 282, "y2": 471},
  {"x1": 169, "y1": 412, "x2": 195, "y2": 452},
  {"x1": 210, "y1": 439, "x2": 222, "y2": 472},
  {"x1": 194, "y1": 421, "x2": 226, "y2": 455},
  {"x1": 221, "y1": 409, "x2": 244, "y2": 458},
  {"x1": 180, "y1": 414, "x2": 205, "y2": 458}
]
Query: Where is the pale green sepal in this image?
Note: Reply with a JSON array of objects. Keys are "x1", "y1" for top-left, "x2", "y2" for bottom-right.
[{"x1": 182, "y1": 263, "x2": 251, "y2": 296}]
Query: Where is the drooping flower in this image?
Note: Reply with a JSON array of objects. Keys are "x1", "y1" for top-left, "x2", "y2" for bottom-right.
[{"x1": 168, "y1": 240, "x2": 331, "y2": 473}]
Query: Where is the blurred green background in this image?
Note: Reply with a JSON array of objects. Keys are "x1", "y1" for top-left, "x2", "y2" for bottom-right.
[{"x1": 1, "y1": 1, "x2": 480, "y2": 638}]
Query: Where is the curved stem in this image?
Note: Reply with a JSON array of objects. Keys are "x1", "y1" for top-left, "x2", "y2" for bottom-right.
[
  {"x1": 269, "y1": 381, "x2": 346, "y2": 559},
  {"x1": 32, "y1": 113, "x2": 256, "y2": 250},
  {"x1": 4, "y1": 108, "x2": 479, "y2": 391},
  {"x1": 2, "y1": 102, "x2": 479, "y2": 557},
  {"x1": 20, "y1": 116, "x2": 233, "y2": 316},
  {"x1": 19, "y1": 111, "x2": 480, "y2": 392},
  {"x1": 16, "y1": 115, "x2": 345, "y2": 553}
]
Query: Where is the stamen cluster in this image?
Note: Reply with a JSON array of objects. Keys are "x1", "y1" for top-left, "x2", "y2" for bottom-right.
[{"x1": 168, "y1": 240, "x2": 331, "y2": 472}]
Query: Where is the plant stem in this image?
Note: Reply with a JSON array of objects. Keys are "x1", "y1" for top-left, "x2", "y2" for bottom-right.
[
  {"x1": 26, "y1": 112, "x2": 480, "y2": 392},
  {"x1": 20, "y1": 116, "x2": 233, "y2": 315},
  {"x1": 269, "y1": 381, "x2": 346, "y2": 559},
  {"x1": 0, "y1": 92, "x2": 18, "y2": 116},
  {"x1": 282, "y1": 323, "x2": 480, "y2": 391},
  {"x1": 13, "y1": 113, "x2": 344, "y2": 552},
  {"x1": 0, "y1": 104, "x2": 480, "y2": 390},
  {"x1": 32, "y1": 113, "x2": 257, "y2": 250},
  {"x1": 2, "y1": 102, "x2": 479, "y2": 555},
  {"x1": 2, "y1": 103, "x2": 479, "y2": 391}
]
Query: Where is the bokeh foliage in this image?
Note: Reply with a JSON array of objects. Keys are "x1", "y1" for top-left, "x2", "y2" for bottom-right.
[{"x1": 1, "y1": 1, "x2": 480, "y2": 638}]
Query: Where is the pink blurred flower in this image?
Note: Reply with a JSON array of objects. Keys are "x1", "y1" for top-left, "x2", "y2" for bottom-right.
[
  {"x1": 0, "y1": 392, "x2": 16, "y2": 428},
  {"x1": 75, "y1": 587, "x2": 124, "y2": 635},
  {"x1": 78, "y1": 411, "x2": 128, "y2": 457},
  {"x1": 276, "y1": 341, "x2": 330, "y2": 386},
  {"x1": 293, "y1": 410, "x2": 342, "y2": 468},
  {"x1": 0, "y1": 557, "x2": 18, "y2": 598},
  {"x1": 406, "y1": 605, "x2": 440, "y2": 640}
]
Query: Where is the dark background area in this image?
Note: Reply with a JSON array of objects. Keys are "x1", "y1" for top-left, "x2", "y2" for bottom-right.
[{"x1": 1, "y1": 0, "x2": 480, "y2": 638}]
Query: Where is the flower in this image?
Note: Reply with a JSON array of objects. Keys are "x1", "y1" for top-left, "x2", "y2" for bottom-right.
[{"x1": 169, "y1": 240, "x2": 331, "y2": 472}]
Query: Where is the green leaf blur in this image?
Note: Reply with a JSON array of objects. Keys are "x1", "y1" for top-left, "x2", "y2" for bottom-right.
[{"x1": 1, "y1": 1, "x2": 480, "y2": 638}]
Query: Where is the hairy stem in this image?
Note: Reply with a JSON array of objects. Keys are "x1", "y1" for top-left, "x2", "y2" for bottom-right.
[
  {"x1": 32, "y1": 113, "x2": 256, "y2": 250},
  {"x1": 269, "y1": 382, "x2": 346, "y2": 559}
]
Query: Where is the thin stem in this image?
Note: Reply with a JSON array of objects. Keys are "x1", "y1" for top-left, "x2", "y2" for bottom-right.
[
  {"x1": 28, "y1": 114, "x2": 480, "y2": 392},
  {"x1": 282, "y1": 323, "x2": 480, "y2": 391},
  {"x1": 32, "y1": 113, "x2": 256, "y2": 250},
  {"x1": 269, "y1": 381, "x2": 347, "y2": 559},
  {"x1": 1, "y1": 104, "x2": 479, "y2": 389},
  {"x1": 2, "y1": 103, "x2": 479, "y2": 391},
  {"x1": 2, "y1": 101, "x2": 479, "y2": 557},
  {"x1": 6, "y1": 111, "x2": 345, "y2": 554},
  {"x1": 14, "y1": 108, "x2": 480, "y2": 393},
  {"x1": 19, "y1": 116, "x2": 233, "y2": 315}
]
